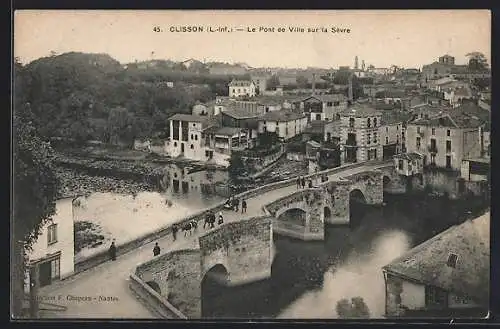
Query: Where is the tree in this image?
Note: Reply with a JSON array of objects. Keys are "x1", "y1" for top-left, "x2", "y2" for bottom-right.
[
  {"x1": 12, "y1": 102, "x2": 59, "y2": 318},
  {"x1": 335, "y1": 297, "x2": 370, "y2": 319},
  {"x1": 228, "y1": 152, "x2": 246, "y2": 182},
  {"x1": 296, "y1": 75, "x2": 309, "y2": 88},
  {"x1": 266, "y1": 75, "x2": 280, "y2": 90},
  {"x1": 466, "y1": 52, "x2": 489, "y2": 71}
]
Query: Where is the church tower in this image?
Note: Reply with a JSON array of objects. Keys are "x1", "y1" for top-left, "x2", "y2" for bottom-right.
[{"x1": 354, "y1": 56, "x2": 359, "y2": 70}]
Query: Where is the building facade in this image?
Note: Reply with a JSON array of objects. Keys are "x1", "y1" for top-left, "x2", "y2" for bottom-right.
[
  {"x1": 228, "y1": 80, "x2": 256, "y2": 98},
  {"x1": 405, "y1": 112, "x2": 483, "y2": 171},
  {"x1": 165, "y1": 114, "x2": 211, "y2": 162},
  {"x1": 25, "y1": 198, "x2": 75, "y2": 291},
  {"x1": 339, "y1": 104, "x2": 383, "y2": 164},
  {"x1": 258, "y1": 110, "x2": 308, "y2": 141},
  {"x1": 301, "y1": 94, "x2": 349, "y2": 121}
]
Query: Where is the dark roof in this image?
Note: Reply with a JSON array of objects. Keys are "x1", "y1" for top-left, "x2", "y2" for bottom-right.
[
  {"x1": 383, "y1": 211, "x2": 490, "y2": 304},
  {"x1": 381, "y1": 111, "x2": 412, "y2": 125},
  {"x1": 222, "y1": 108, "x2": 258, "y2": 120},
  {"x1": 341, "y1": 103, "x2": 382, "y2": 118},
  {"x1": 301, "y1": 94, "x2": 347, "y2": 103},
  {"x1": 378, "y1": 89, "x2": 406, "y2": 98},
  {"x1": 410, "y1": 111, "x2": 484, "y2": 129},
  {"x1": 260, "y1": 110, "x2": 306, "y2": 122},
  {"x1": 454, "y1": 102, "x2": 491, "y2": 124},
  {"x1": 214, "y1": 127, "x2": 245, "y2": 136},
  {"x1": 229, "y1": 80, "x2": 253, "y2": 87},
  {"x1": 168, "y1": 113, "x2": 207, "y2": 123}
]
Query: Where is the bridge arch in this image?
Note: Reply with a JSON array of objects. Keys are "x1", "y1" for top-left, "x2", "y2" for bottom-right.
[
  {"x1": 201, "y1": 263, "x2": 230, "y2": 318},
  {"x1": 276, "y1": 207, "x2": 307, "y2": 227},
  {"x1": 349, "y1": 188, "x2": 367, "y2": 228},
  {"x1": 324, "y1": 206, "x2": 332, "y2": 221}
]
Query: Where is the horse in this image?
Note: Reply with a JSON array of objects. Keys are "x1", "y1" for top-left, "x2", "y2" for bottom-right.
[{"x1": 182, "y1": 220, "x2": 198, "y2": 236}]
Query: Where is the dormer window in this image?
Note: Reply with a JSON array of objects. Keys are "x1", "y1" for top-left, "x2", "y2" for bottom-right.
[{"x1": 447, "y1": 253, "x2": 458, "y2": 268}]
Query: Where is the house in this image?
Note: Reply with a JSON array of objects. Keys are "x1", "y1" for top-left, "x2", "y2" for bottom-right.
[
  {"x1": 382, "y1": 211, "x2": 490, "y2": 318},
  {"x1": 422, "y1": 62, "x2": 454, "y2": 81},
  {"x1": 205, "y1": 126, "x2": 249, "y2": 157},
  {"x1": 380, "y1": 111, "x2": 410, "y2": 159},
  {"x1": 165, "y1": 114, "x2": 213, "y2": 162},
  {"x1": 301, "y1": 94, "x2": 349, "y2": 121},
  {"x1": 339, "y1": 103, "x2": 383, "y2": 164},
  {"x1": 220, "y1": 109, "x2": 259, "y2": 143},
  {"x1": 228, "y1": 79, "x2": 256, "y2": 98},
  {"x1": 406, "y1": 111, "x2": 484, "y2": 171},
  {"x1": 460, "y1": 157, "x2": 490, "y2": 182},
  {"x1": 375, "y1": 89, "x2": 406, "y2": 104},
  {"x1": 446, "y1": 87, "x2": 474, "y2": 108},
  {"x1": 258, "y1": 110, "x2": 308, "y2": 141},
  {"x1": 251, "y1": 74, "x2": 270, "y2": 94},
  {"x1": 393, "y1": 152, "x2": 425, "y2": 176},
  {"x1": 25, "y1": 198, "x2": 75, "y2": 291},
  {"x1": 191, "y1": 101, "x2": 214, "y2": 117}
]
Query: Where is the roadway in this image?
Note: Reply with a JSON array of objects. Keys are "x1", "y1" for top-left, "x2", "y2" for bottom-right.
[{"x1": 37, "y1": 161, "x2": 389, "y2": 319}]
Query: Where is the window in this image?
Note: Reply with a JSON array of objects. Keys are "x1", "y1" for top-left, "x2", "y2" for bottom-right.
[
  {"x1": 374, "y1": 118, "x2": 377, "y2": 127},
  {"x1": 47, "y1": 224, "x2": 57, "y2": 245},
  {"x1": 397, "y1": 125, "x2": 399, "y2": 131},
  {"x1": 51, "y1": 258, "x2": 60, "y2": 279},
  {"x1": 431, "y1": 128, "x2": 435, "y2": 135},
  {"x1": 173, "y1": 142, "x2": 177, "y2": 147},
  {"x1": 193, "y1": 123, "x2": 196, "y2": 127},
  {"x1": 367, "y1": 133, "x2": 371, "y2": 144},
  {"x1": 446, "y1": 155, "x2": 452, "y2": 168},
  {"x1": 447, "y1": 129, "x2": 451, "y2": 137},
  {"x1": 416, "y1": 137, "x2": 421, "y2": 150},
  {"x1": 386, "y1": 127, "x2": 388, "y2": 133},
  {"x1": 367, "y1": 118, "x2": 371, "y2": 128},
  {"x1": 327, "y1": 102, "x2": 333, "y2": 107},
  {"x1": 334, "y1": 101, "x2": 340, "y2": 106},
  {"x1": 190, "y1": 144, "x2": 194, "y2": 149},
  {"x1": 425, "y1": 285, "x2": 448, "y2": 308},
  {"x1": 447, "y1": 253, "x2": 458, "y2": 268},
  {"x1": 417, "y1": 127, "x2": 421, "y2": 134},
  {"x1": 349, "y1": 118, "x2": 355, "y2": 128},
  {"x1": 373, "y1": 132, "x2": 377, "y2": 143},
  {"x1": 446, "y1": 140, "x2": 451, "y2": 153},
  {"x1": 190, "y1": 134, "x2": 194, "y2": 140},
  {"x1": 386, "y1": 136, "x2": 389, "y2": 144},
  {"x1": 398, "y1": 159, "x2": 404, "y2": 170},
  {"x1": 195, "y1": 135, "x2": 198, "y2": 141}
]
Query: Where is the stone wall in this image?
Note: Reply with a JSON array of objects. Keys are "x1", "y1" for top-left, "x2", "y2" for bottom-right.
[
  {"x1": 199, "y1": 216, "x2": 272, "y2": 285},
  {"x1": 346, "y1": 171, "x2": 384, "y2": 205},
  {"x1": 135, "y1": 248, "x2": 202, "y2": 318}
]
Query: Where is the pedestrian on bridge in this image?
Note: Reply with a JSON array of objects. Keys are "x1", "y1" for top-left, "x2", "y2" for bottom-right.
[
  {"x1": 308, "y1": 179, "x2": 313, "y2": 188},
  {"x1": 153, "y1": 242, "x2": 161, "y2": 256},
  {"x1": 108, "y1": 240, "x2": 117, "y2": 261},
  {"x1": 172, "y1": 224, "x2": 178, "y2": 241},
  {"x1": 301, "y1": 177, "x2": 305, "y2": 189},
  {"x1": 296, "y1": 177, "x2": 301, "y2": 189},
  {"x1": 233, "y1": 198, "x2": 240, "y2": 212},
  {"x1": 218, "y1": 211, "x2": 224, "y2": 225},
  {"x1": 242, "y1": 200, "x2": 247, "y2": 213}
]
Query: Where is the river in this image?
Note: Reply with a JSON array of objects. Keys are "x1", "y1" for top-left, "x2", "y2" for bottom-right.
[{"x1": 201, "y1": 192, "x2": 489, "y2": 319}]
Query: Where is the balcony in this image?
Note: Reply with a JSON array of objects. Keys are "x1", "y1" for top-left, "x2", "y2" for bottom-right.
[{"x1": 428, "y1": 145, "x2": 438, "y2": 154}]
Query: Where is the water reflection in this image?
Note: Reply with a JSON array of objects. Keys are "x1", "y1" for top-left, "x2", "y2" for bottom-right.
[{"x1": 161, "y1": 163, "x2": 228, "y2": 208}]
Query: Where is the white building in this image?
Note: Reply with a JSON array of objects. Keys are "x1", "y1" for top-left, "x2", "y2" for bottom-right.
[
  {"x1": 228, "y1": 80, "x2": 256, "y2": 98},
  {"x1": 25, "y1": 198, "x2": 75, "y2": 290},
  {"x1": 301, "y1": 94, "x2": 349, "y2": 121},
  {"x1": 258, "y1": 110, "x2": 308, "y2": 141}
]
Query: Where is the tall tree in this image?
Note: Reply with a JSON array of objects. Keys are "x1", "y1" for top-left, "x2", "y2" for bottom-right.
[
  {"x1": 12, "y1": 99, "x2": 59, "y2": 317},
  {"x1": 266, "y1": 75, "x2": 280, "y2": 90},
  {"x1": 466, "y1": 52, "x2": 489, "y2": 71},
  {"x1": 336, "y1": 297, "x2": 370, "y2": 319},
  {"x1": 228, "y1": 152, "x2": 246, "y2": 183}
]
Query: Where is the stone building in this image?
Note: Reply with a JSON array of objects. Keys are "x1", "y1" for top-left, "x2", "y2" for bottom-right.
[
  {"x1": 228, "y1": 79, "x2": 256, "y2": 98},
  {"x1": 300, "y1": 94, "x2": 349, "y2": 122},
  {"x1": 339, "y1": 103, "x2": 383, "y2": 164},
  {"x1": 405, "y1": 111, "x2": 484, "y2": 171},
  {"x1": 258, "y1": 110, "x2": 308, "y2": 141},
  {"x1": 382, "y1": 211, "x2": 490, "y2": 318}
]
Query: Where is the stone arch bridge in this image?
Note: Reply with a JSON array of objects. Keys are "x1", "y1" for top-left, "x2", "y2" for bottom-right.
[
  {"x1": 132, "y1": 216, "x2": 272, "y2": 318},
  {"x1": 264, "y1": 165, "x2": 399, "y2": 240}
]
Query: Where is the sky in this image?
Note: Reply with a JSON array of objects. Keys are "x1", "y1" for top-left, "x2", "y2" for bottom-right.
[{"x1": 14, "y1": 10, "x2": 491, "y2": 69}]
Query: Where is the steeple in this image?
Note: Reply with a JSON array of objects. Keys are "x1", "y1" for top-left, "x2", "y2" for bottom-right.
[
  {"x1": 354, "y1": 56, "x2": 359, "y2": 70},
  {"x1": 361, "y1": 60, "x2": 365, "y2": 71}
]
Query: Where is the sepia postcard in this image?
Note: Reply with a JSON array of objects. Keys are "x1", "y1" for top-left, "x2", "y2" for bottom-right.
[{"x1": 12, "y1": 9, "x2": 491, "y2": 320}]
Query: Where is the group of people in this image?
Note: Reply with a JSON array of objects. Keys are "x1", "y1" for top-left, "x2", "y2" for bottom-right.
[
  {"x1": 108, "y1": 196, "x2": 253, "y2": 260},
  {"x1": 296, "y1": 175, "x2": 329, "y2": 189},
  {"x1": 223, "y1": 196, "x2": 247, "y2": 213}
]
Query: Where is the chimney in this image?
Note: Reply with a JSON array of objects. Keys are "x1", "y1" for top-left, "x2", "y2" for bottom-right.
[{"x1": 312, "y1": 73, "x2": 316, "y2": 95}]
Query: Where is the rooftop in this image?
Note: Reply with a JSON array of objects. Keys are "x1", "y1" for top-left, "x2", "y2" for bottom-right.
[
  {"x1": 341, "y1": 103, "x2": 382, "y2": 118},
  {"x1": 222, "y1": 108, "x2": 259, "y2": 120},
  {"x1": 229, "y1": 80, "x2": 254, "y2": 87},
  {"x1": 260, "y1": 110, "x2": 305, "y2": 122},
  {"x1": 383, "y1": 211, "x2": 490, "y2": 304},
  {"x1": 213, "y1": 126, "x2": 246, "y2": 136},
  {"x1": 168, "y1": 113, "x2": 207, "y2": 123},
  {"x1": 381, "y1": 110, "x2": 412, "y2": 125},
  {"x1": 410, "y1": 112, "x2": 484, "y2": 129},
  {"x1": 301, "y1": 94, "x2": 347, "y2": 103}
]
